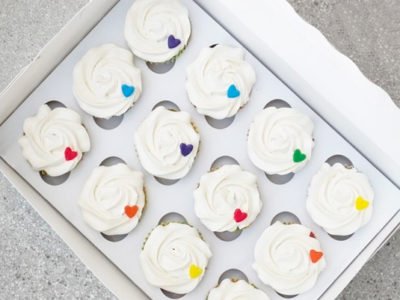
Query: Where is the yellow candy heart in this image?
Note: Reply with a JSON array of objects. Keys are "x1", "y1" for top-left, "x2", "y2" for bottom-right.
[
  {"x1": 189, "y1": 264, "x2": 203, "y2": 279},
  {"x1": 355, "y1": 196, "x2": 369, "y2": 211}
]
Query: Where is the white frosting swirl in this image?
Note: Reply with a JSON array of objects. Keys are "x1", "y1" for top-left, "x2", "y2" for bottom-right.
[
  {"x1": 186, "y1": 45, "x2": 256, "y2": 119},
  {"x1": 306, "y1": 163, "x2": 374, "y2": 236},
  {"x1": 247, "y1": 107, "x2": 314, "y2": 175},
  {"x1": 18, "y1": 104, "x2": 90, "y2": 176},
  {"x1": 208, "y1": 279, "x2": 270, "y2": 300},
  {"x1": 124, "y1": 0, "x2": 191, "y2": 63},
  {"x1": 134, "y1": 106, "x2": 200, "y2": 180},
  {"x1": 78, "y1": 163, "x2": 145, "y2": 235},
  {"x1": 140, "y1": 222, "x2": 212, "y2": 294},
  {"x1": 194, "y1": 165, "x2": 262, "y2": 232},
  {"x1": 253, "y1": 222, "x2": 326, "y2": 295},
  {"x1": 73, "y1": 44, "x2": 142, "y2": 119}
]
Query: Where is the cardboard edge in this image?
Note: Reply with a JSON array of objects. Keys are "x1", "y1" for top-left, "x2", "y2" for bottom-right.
[
  {"x1": 0, "y1": 0, "x2": 119, "y2": 124},
  {"x1": 321, "y1": 211, "x2": 400, "y2": 299},
  {"x1": 0, "y1": 159, "x2": 148, "y2": 300}
]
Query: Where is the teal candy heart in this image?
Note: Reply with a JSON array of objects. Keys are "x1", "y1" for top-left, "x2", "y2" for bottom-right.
[
  {"x1": 121, "y1": 84, "x2": 135, "y2": 98},
  {"x1": 227, "y1": 84, "x2": 240, "y2": 98}
]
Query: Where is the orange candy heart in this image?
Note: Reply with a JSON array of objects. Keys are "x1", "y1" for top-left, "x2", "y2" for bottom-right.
[
  {"x1": 309, "y1": 249, "x2": 323, "y2": 263},
  {"x1": 124, "y1": 205, "x2": 139, "y2": 218}
]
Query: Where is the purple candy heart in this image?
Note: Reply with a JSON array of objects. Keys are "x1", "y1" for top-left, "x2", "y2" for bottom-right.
[
  {"x1": 168, "y1": 34, "x2": 181, "y2": 49},
  {"x1": 180, "y1": 143, "x2": 193, "y2": 157}
]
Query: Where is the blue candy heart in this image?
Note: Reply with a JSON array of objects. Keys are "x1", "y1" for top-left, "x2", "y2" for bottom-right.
[
  {"x1": 168, "y1": 34, "x2": 181, "y2": 49},
  {"x1": 121, "y1": 84, "x2": 135, "y2": 98},
  {"x1": 180, "y1": 143, "x2": 193, "y2": 157},
  {"x1": 227, "y1": 84, "x2": 240, "y2": 98}
]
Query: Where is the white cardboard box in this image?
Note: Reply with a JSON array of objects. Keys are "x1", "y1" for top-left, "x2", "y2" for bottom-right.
[{"x1": 1, "y1": 0, "x2": 399, "y2": 299}]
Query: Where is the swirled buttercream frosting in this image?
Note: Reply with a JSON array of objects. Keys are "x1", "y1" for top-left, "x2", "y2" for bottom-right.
[
  {"x1": 79, "y1": 163, "x2": 145, "y2": 235},
  {"x1": 208, "y1": 279, "x2": 270, "y2": 300},
  {"x1": 186, "y1": 45, "x2": 256, "y2": 119},
  {"x1": 73, "y1": 44, "x2": 142, "y2": 119},
  {"x1": 19, "y1": 104, "x2": 90, "y2": 176},
  {"x1": 253, "y1": 222, "x2": 326, "y2": 295},
  {"x1": 124, "y1": 0, "x2": 191, "y2": 63},
  {"x1": 140, "y1": 222, "x2": 212, "y2": 294},
  {"x1": 247, "y1": 107, "x2": 314, "y2": 175},
  {"x1": 194, "y1": 165, "x2": 262, "y2": 232},
  {"x1": 134, "y1": 106, "x2": 200, "y2": 180},
  {"x1": 306, "y1": 163, "x2": 374, "y2": 236}
]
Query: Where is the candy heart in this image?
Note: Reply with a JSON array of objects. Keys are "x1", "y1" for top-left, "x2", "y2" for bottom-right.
[
  {"x1": 309, "y1": 231, "x2": 316, "y2": 238},
  {"x1": 189, "y1": 264, "x2": 203, "y2": 279},
  {"x1": 293, "y1": 149, "x2": 306, "y2": 163},
  {"x1": 355, "y1": 196, "x2": 369, "y2": 211},
  {"x1": 121, "y1": 84, "x2": 135, "y2": 98},
  {"x1": 309, "y1": 249, "x2": 323, "y2": 263},
  {"x1": 180, "y1": 143, "x2": 193, "y2": 157},
  {"x1": 124, "y1": 205, "x2": 139, "y2": 218},
  {"x1": 233, "y1": 208, "x2": 248, "y2": 223},
  {"x1": 64, "y1": 147, "x2": 78, "y2": 161},
  {"x1": 227, "y1": 84, "x2": 240, "y2": 98},
  {"x1": 168, "y1": 34, "x2": 181, "y2": 49}
]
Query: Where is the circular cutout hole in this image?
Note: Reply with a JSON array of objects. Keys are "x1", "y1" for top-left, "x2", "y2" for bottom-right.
[
  {"x1": 40, "y1": 171, "x2": 70, "y2": 186},
  {"x1": 328, "y1": 233, "x2": 353, "y2": 241},
  {"x1": 214, "y1": 230, "x2": 242, "y2": 242},
  {"x1": 271, "y1": 211, "x2": 301, "y2": 225},
  {"x1": 205, "y1": 115, "x2": 235, "y2": 129},
  {"x1": 210, "y1": 156, "x2": 239, "y2": 171},
  {"x1": 146, "y1": 61, "x2": 175, "y2": 74},
  {"x1": 325, "y1": 155, "x2": 353, "y2": 169},
  {"x1": 152, "y1": 100, "x2": 180, "y2": 112},
  {"x1": 161, "y1": 289, "x2": 186, "y2": 299},
  {"x1": 264, "y1": 99, "x2": 291, "y2": 109},
  {"x1": 209, "y1": 43, "x2": 219, "y2": 48},
  {"x1": 276, "y1": 292, "x2": 298, "y2": 298},
  {"x1": 158, "y1": 212, "x2": 187, "y2": 225},
  {"x1": 101, "y1": 232, "x2": 128, "y2": 242},
  {"x1": 265, "y1": 172, "x2": 295, "y2": 185},
  {"x1": 154, "y1": 176, "x2": 180, "y2": 186},
  {"x1": 45, "y1": 100, "x2": 66, "y2": 109},
  {"x1": 93, "y1": 115, "x2": 124, "y2": 130},
  {"x1": 218, "y1": 269, "x2": 248, "y2": 284},
  {"x1": 100, "y1": 156, "x2": 126, "y2": 167}
]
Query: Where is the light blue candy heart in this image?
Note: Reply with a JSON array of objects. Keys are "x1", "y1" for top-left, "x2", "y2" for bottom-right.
[
  {"x1": 121, "y1": 84, "x2": 135, "y2": 98},
  {"x1": 227, "y1": 84, "x2": 240, "y2": 98}
]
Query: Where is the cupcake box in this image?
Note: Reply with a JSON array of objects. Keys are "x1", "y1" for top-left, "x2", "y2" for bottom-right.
[{"x1": 1, "y1": 0, "x2": 400, "y2": 299}]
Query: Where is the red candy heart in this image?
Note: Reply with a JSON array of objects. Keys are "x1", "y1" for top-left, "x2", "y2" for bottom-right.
[
  {"x1": 64, "y1": 147, "x2": 78, "y2": 161},
  {"x1": 309, "y1": 232, "x2": 316, "y2": 238},
  {"x1": 233, "y1": 208, "x2": 247, "y2": 223},
  {"x1": 310, "y1": 249, "x2": 323, "y2": 263},
  {"x1": 125, "y1": 205, "x2": 139, "y2": 219}
]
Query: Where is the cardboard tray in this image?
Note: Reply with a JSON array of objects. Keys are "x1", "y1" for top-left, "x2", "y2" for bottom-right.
[{"x1": 1, "y1": 0, "x2": 400, "y2": 299}]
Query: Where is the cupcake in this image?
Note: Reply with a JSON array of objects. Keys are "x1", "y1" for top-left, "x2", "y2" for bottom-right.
[
  {"x1": 124, "y1": 0, "x2": 191, "y2": 63},
  {"x1": 134, "y1": 106, "x2": 200, "y2": 180},
  {"x1": 78, "y1": 163, "x2": 145, "y2": 236},
  {"x1": 306, "y1": 163, "x2": 374, "y2": 236},
  {"x1": 18, "y1": 104, "x2": 90, "y2": 176},
  {"x1": 186, "y1": 45, "x2": 256, "y2": 120},
  {"x1": 140, "y1": 222, "x2": 212, "y2": 294},
  {"x1": 253, "y1": 221, "x2": 326, "y2": 296},
  {"x1": 208, "y1": 279, "x2": 270, "y2": 300},
  {"x1": 194, "y1": 164, "x2": 262, "y2": 232},
  {"x1": 247, "y1": 107, "x2": 314, "y2": 175},
  {"x1": 73, "y1": 44, "x2": 142, "y2": 119}
]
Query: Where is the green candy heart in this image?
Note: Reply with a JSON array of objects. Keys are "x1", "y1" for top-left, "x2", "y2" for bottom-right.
[{"x1": 293, "y1": 149, "x2": 306, "y2": 163}]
